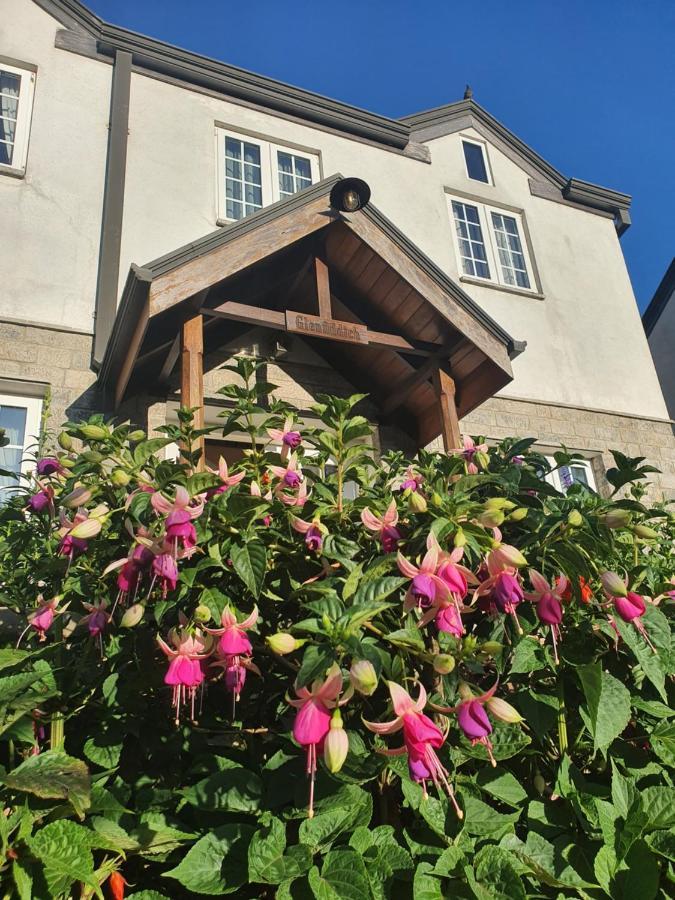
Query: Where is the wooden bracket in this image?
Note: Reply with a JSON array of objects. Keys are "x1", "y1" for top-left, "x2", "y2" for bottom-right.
[
  {"x1": 180, "y1": 313, "x2": 205, "y2": 470},
  {"x1": 433, "y1": 367, "x2": 462, "y2": 452}
]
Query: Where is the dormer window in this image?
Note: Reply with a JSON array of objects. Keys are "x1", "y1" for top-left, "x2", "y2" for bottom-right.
[
  {"x1": 462, "y1": 139, "x2": 490, "y2": 184},
  {"x1": 0, "y1": 61, "x2": 36, "y2": 176}
]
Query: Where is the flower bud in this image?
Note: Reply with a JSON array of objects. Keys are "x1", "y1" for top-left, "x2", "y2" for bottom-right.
[
  {"x1": 453, "y1": 528, "x2": 467, "y2": 548},
  {"x1": 57, "y1": 431, "x2": 73, "y2": 451},
  {"x1": 408, "y1": 491, "x2": 428, "y2": 514},
  {"x1": 485, "y1": 497, "x2": 515, "y2": 511},
  {"x1": 457, "y1": 681, "x2": 474, "y2": 701},
  {"x1": 60, "y1": 457, "x2": 75, "y2": 469},
  {"x1": 120, "y1": 603, "x2": 145, "y2": 628},
  {"x1": 632, "y1": 524, "x2": 659, "y2": 540},
  {"x1": 433, "y1": 654, "x2": 455, "y2": 675},
  {"x1": 478, "y1": 508, "x2": 505, "y2": 528},
  {"x1": 599, "y1": 509, "x2": 631, "y2": 529},
  {"x1": 81, "y1": 450, "x2": 104, "y2": 464},
  {"x1": 567, "y1": 509, "x2": 583, "y2": 527},
  {"x1": 111, "y1": 468, "x2": 131, "y2": 487},
  {"x1": 128, "y1": 429, "x2": 146, "y2": 443},
  {"x1": 323, "y1": 712, "x2": 349, "y2": 774},
  {"x1": 69, "y1": 517, "x2": 103, "y2": 539},
  {"x1": 62, "y1": 486, "x2": 93, "y2": 508},
  {"x1": 486, "y1": 696, "x2": 523, "y2": 724},
  {"x1": 479, "y1": 641, "x2": 503, "y2": 657},
  {"x1": 194, "y1": 604, "x2": 212, "y2": 623},
  {"x1": 475, "y1": 451, "x2": 489, "y2": 469},
  {"x1": 600, "y1": 571, "x2": 628, "y2": 597},
  {"x1": 533, "y1": 773, "x2": 546, "y2": 795},
  {"x1": 349, "y1": 659, "x2": 378, "y2": 695},
  {"x1": 509, "y1": 507, "x2": 529, "y2": 522},
  {"x1": 462, "y1": 635, "x2": 478, "y2": 654},
  {"x1": 267, "y1": 632, "x2": 299, "y2": 655},
  {"x1": 80, "y1": 424, "x2": 108, "y2": 441},
  {"x1": 431, "y1": 492, "x2": 443, "y2": 508},
  {"x1": 492, "y1": 543, "x2": 527, "y2": 569}
]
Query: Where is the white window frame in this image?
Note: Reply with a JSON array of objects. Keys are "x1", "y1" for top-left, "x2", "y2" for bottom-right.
[
  {"x1": 461, "y1": 138, "x2": 492, "y2": 185},
  {"x1": 447, "y1": 194, "x2": 538, "y2": 294},
  {"x1": 215, "y1": 127, "x2": 320, "y2": 224},
  {"x1": 0, "y1": 393, "x2": 42, "y2": 498},
  {"x1": 544, "y1": 456, "x2": 597, "y2": 494},
  {"x1": 0, "y1": 61, "x2": 36, "y2": 176}
]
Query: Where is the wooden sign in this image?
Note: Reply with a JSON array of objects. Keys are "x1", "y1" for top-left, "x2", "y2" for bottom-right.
[{"x1": 285, "y1": 311, "x2": 369, "y2": 345}]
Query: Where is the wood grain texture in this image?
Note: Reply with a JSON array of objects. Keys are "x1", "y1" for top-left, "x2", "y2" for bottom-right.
[{"x1": 180, "y1": 314, "x2": 205, "y2": 470}]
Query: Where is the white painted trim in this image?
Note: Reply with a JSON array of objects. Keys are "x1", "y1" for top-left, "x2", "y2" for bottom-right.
[
  {"x1": 0, "y1": 62, "x2": 36, "y2": 177},
  {"x1": 0, "y1": 392, "x2": 43, "y2": 496},
  {"x1": 461, "y1": 136, "x2": 493, "y2": 185}
]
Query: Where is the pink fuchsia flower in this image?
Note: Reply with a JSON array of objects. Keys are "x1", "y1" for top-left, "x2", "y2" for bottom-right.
[
  {"x1": 152, "y1": 485, "x2": 204, "y2": 519},
  {"x1": 391, "y1": 465, "x2": 423, "y2": 493},
  {"x1": 451, "y1": 435, "x2": 488, "y2": 474},
  {"x1": 270, "y1": 453, "x2": 303, "y2": 489},
  {"x1": 601, "y1": 571, "x2": 656, "y2": 651},
  {"x1": 267, "y1": 416, "x2": 302, "y2": 460},
  {"x1": 27, "y1": 482, "x2": 54, "y2": 515},
  {"x1": 36, "y1": 457, "x2": 64, "y2": 477},
  {"x1": 361, "y1": 499, "x2": 402, "y2": 553},
  {"x1": 205, "y1": 456, "x2": 246, "y2": 498},
  {"x1": 474, "y1": 539, "x2": 527, "y2": 633},
  {"x1": 152, "y1": 551, "x2": 179, "y2": 597},
  {"x1": 288, "y1": 664, "x2": 350, "y2": 818},
  {"x1": 81, "y1": 599, "x2": 110, "y2": 638},
  {"x1": 397, "y1": 532, "x2": 451, "y2": 611},
  {"x1": 363, "y1": 681, "x2": 462, "y2": 816},
  {"x1": 524, "y1": 570, "x2": 568, "y2": 663},
  {"x1": 57, "y1": 505, "x2": 107, "y2": 563},
  {"x1": 157, "y1": 626, "x2": 212, "y2": 722},
  {"x1": 207, "y1": 607, "x2": 260, "y2": 710},
  {"x1": 291, "y1": 516, "x2": 326, "y2": 553},
  {"x1": 27, "y1": 596, "x2": 60, "y2": 641},
  {"x1": 434, "y1": 681, "x2": 508, "y2": 767}
]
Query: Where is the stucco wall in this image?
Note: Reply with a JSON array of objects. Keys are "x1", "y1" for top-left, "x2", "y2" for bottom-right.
[
  {"x1": 648, "y1": 291, "x2": 675, "y2": 420},
  {"x1": 0, "y1": 0, "x2": 110, "y2": 332}
]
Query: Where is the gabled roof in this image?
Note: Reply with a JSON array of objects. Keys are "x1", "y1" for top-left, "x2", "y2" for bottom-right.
[
  {"x1": 643, "y1": 258, "x2": 675, "y2": 337},
  {"x1": 98, "y1": 175, "x2": 524, "y2": 445},
  {"x1": 38, "y1": 0, "x2": 630, "y2": 228}
]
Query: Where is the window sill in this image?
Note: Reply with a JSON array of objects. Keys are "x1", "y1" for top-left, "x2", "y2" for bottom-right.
[
  {"x1": 459, "y1": 274, "x2": 544, "y2": 300},
  {"x1": 0, "y1": 165, "x2": 26, "y2": 180}
]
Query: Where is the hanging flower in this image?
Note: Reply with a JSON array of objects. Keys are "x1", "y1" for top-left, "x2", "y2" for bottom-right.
[
  {"x1": 27, "y1": 596, "x2": 60, "y2": 641},
  {"x1": 152, "y1": 551, "x2": 179, "y2": 597},
  {"x1": 57, "y1": 505, "x2": 107, "y2": 563},
  {"x1": 524, "y1": 570, "x2": 568, "y2": 663},
  {"x1": 27, "y1": 482, "x2": 54, "y2": 515},
  {"x1": 397, "y1": 533, "x2": 451, "y2": 611},
  {"x1": 391, "y1": 465, "x2": 423, "y2": 493},
  {"x1": 433, "y1": 681, "x2": 512, "y2": 767},
  {"x1": 291, "y1": 516, "x2": 327, "y2": 553},
  {"x1": 157, "y1": 625, "x2": 212, "y2": 722},
  {"x1": 35, "y1": 457, "x2": 64, "y2": 477},
  {"x1": 152, "y1": 487, "x2": 204, "y2": 552},
  {"x1": 601, "y1": 572, "x2": 656, "y2": 652},
  {"x1": 361, "y1": 499, "x2": 402, "y2": 553},
  {"x1": 561, "y1": 576, "x2": 593, "y2": 605},
  {"x1": 207, "y1": 607, "x2": 260, "y2": 710},
  {"x1": 205, "y1": 456, "x2": 246, "y2": 498},
  {"x1": 364, "y1": 681, "x2": 462, "y2": 816},
  {"x1": 451, "y1": 435, "x2": 489, "y2": 474},
  {"x1": 267, "y1": 416, "x2": 302, "y2": 460},
  {"x1": 288, "y1": 664, "x2": 350, "y2": 818},
  {"x1": 474, "y1": 538, "x2": 527, "y2": 632}
]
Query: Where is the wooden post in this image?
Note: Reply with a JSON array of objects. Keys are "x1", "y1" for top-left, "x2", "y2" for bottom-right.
[
  {"x1": 433, "y1": 367, "x2": 462, "y2": 453},
  {"x1": 313, "y1": 255, "x2": 332, "y2": 319},
  {"x1": 180, "y1": 314, "x2": 205, "y2": 470}
]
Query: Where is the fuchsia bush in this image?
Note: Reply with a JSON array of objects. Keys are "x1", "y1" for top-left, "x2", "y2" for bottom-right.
[{"x1": 0, "y1": 356, "x2": 673, "y2": 899}]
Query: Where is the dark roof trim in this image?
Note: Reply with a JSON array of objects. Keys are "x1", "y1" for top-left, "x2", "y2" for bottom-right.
[
  {"x1": 400, "y1": 99, "x2": 631, "y2": 232},
  {"x1": 643, "y1": 257, "x2": 675, "y2": 337},
  {"x1": 99, "y1": 176, "x2": 523, "y2": 389}
]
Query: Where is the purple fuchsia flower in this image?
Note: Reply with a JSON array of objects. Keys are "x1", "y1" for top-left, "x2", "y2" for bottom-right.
[
  {"x1": 152, "y1": 551, "x2": 179, "y2": 597},
  {"x1": 269, "y1": 454, "x2": 307, "y2": 504},
  {"x1": 397, "y1": 532, "x2": 452, "y2": 611},
  {"x1": 524, "y1": 570, "x2": 568, "y2": 663},
  {"x1": 450, "y1": 435, "x2": 489, "y2": 475},
  {"x1": 207, "y1": 607, "x2": 260, "y2": 712},
  {"x1": 104, "y1": 529, "x2": 157, "y2": 605},
  {"x1": 205, "y1": 456, "x2": 246, "y2": 498},
  {"x1": 268, "y1": 416, "x2": 303, "y2": 461},
  {"x1": 27, "y1": 596, "x2": 60, "y2": 641},
  {"x1": 81, "y1": 599, "x2": 110, "y2": 654},
  {"x1": 288, "y1": 664, "x2": 350, "y2": 818},
  {"x1": 361, "y1": 499, "x2": 402, "y2": 553},
  {"x1": 157, "y1": 625, "x2": 212, "y2": 722},
  {"x1": 601, "y1": 572, "x2": 656, "y2": 652},
  {"x1": 36, "y1": 457, "x2": 64, "y2": 477},
  {"x1": 414, "y1": 542, "x2": 477, "y2": 636},
  {"x1": 473, "y1": 538, "x2": 527, "y2": 633},
  {"x1": 151, "y1": 486, "x2": 204, "y2": 553},
  {"x1": 363, "y1": 681, "x2": 462, "y2": 816},
  {"x1": 291, "y1": 516, "x2": 327, "y2": 553},
  {"x1": 27, "y1": 482, "x2": 55, "y2": 515},
  {"x1": 56, "y1": 505, "x2": 107, "y2": 564}
]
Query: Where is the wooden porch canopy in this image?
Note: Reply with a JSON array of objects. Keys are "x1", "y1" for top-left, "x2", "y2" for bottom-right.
[{"x1": 98, "y1": 174, "x2": 524, "y2": 454}]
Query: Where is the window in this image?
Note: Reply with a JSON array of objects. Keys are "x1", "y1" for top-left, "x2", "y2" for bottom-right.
[
  {"x1": 545, "y1": 457, "x2": 597, "y2": 494},
  {"x1": 462, "y1": 140, "x2": 490, "y2": 183},
  {"x1": 0, "y1": 62, "x2": 36, "y2": 174},
  {"x1": 0, "y1": 393, "x2": 42, "y2": 499},
  {"x1": 216, "y1": 128, "x2": 319, "y2": 222},
  {"x1": 448, "y1": 195, "x2": 536, "y2": 292}
]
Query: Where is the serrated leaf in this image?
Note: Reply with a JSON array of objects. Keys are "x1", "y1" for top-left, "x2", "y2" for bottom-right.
[
  {"x1": 84, "y1": 730, "x2": 122, "y2": 768},
  {"x1": 476, "y1": 767, "x2": 527, "y2": 808},
  {"x1": 299, "y1": 785, "x2": 372, "y2": 851},
  {"x1": 413, "y1": 861, "x2": 444, "y2": 900},
  {"x1": 353, "y1": 576, "x2": 406, "y2": 607},
  {"x1": 308, "y1": 850, "x2": 370, "y2": 900},
  {"x1": 501, "y1": 832, "x2": 595, "y2": 889},
  {"x1": 650, "y1": 720, "x2": 675, "y2": 767},
  {"x1": 615, "y1": 616, "x2": 667, "y2": 701},
  {"x1": 164, "y1": 824, "x2": 254, "y2": 894},
  {"x1": 4, "y1": 750, "x2": 90, "y2": 818},
  {"x1": 248, "y1": 817, "x2": 312, "y2": 884},
  {"x1": 89, "y1": 817, "x2": 138, "y2": 852},
  {"x1": 641, "y1": 786, "x2": 675, "y2": 829},
  {"x1": 296, "y1": 644, "x2": 335, "y2": 690},
  {"x1": 646, "y1": 829, "x2": 675, "y2": 861},
  {"x1": 183, "y1": 766, "x2": 262, "y2": 812},
  {"x1": 463, "y1": 795, "x2": 520, "y2": 837},
  {"x1": 26, "y1": 820, "x2": 96, "y2": 894},
  {"x1": 230, "y1": 540, "x2": 267, "y2": 598},
  {"x1": 473, "y1": 845, "x2": 526, "y2": 900},
  {"x1": 578, "y1": 663, "x2": 631, "y2": 755},
  {"x1": 460, "y1": 724, "x2": 531, "y2": 762}
]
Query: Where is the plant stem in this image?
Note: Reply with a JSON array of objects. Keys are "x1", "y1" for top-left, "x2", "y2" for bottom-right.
[
  {"x1": 556, "y1": 675, "x2": 568, "y2": 756},
  {"x1": 50, "y1": 711, "x2": 65, "y2": 750}
]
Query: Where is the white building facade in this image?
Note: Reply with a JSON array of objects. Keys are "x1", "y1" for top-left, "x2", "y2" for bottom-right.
[{"x1": 1, "y1": 0, "x2": 674, "y2": 496}]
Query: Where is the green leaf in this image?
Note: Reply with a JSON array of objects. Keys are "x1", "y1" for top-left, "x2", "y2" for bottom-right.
[
  {"x1": 473, "y1": 845, "x2": 526, "y2": 900},
  {"x1": 299, "y1": 785, "x2": 372, "y2": 851},
  {"x1": 26, "y1": 820, "x2": 96, "y2": 895},
  {"x1": 641, "y1": 786, "x2": 675, "y2": 829},
  {"x1": 183, "y1": 765, "x2": 262, "y2": 812},
  {"x1": 83, "y1": 730, "x2": 123, "y2": 768},
  {"x1": 89, "y1": 817, "x2": 138, "y2": 852},
  {"x1": 4, "y1": 749, "x2": 90, "y2": 818},
  {"x1": 460, "y1": 724, "x2": 531, "y2": 762},
  {"x1": 433, "y1": 846, "x2": 466, "y2": 877},
  {"x1": 308, "y1": 850, "x2": 370, "y2": 900},
  {"x1": 501, "y1": 832, "x2": 595, "y2": 890},
  {"x1": 646, "y1": 829, "x2": 675, "y2": 862},
  {"x1": 12, "y1": 858, "x2": 33, "y2": 900},
  {"x1": 353, "y1": 576, "x2": 406, "y2": 607},
  {"x1": 127, "y1": 893, "x2": 171, "y2": 900},
  {"x1": 164, "y1": 824, "x2": 254, "y2": 894},
  {"x1": 650, "y1": 720, "x2": 675, "y2": 767},
  {"x1": 463, "y1": 795, "x2": 520, "y2": 837},
  {"x1": 296, "y1": 644, "x2": 335, "y2": 690},
  {"x1": 133, "y1": 437, "x2": 173, "y2": 466},
  {"x1": 476, "y1": 767, "x2": 527, "y2": 808},
  {"x1": 615, "y1": 615, "x2": 667, "y2": 700},
  {"x1": 248, "y1": 817, "x2": 312, "y2": 885},
  {"x1": 578, "y1": 663, "x2": 631, "y2": 755},
  {"x1": 230, "y1": 540, "x2": 267, "y2": 598},
  {"x1": 0, "y1": 649, "x2": 29, "y2": 672},
  {"x1": 412, "y1": 861, "x2": 444, "y2": 900},
  {"x1": 613, "y1": 839, "x2": 660, "y2": 900},
  {"x1": 130, "y1": 813, "x2": 197, "y2": 855}
]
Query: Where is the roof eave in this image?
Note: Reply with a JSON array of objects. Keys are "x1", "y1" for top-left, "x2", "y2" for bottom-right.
[{"x1": 643, "y1": 258, "x2": 675, "y2": 336}]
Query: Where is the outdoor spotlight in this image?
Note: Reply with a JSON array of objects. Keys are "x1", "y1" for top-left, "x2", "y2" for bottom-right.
[{"x1": 329, "y1": 177, "x2": 371, "y2": 213}]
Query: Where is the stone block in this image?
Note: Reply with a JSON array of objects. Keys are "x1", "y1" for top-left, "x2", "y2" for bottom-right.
[
  {"x1": 35, "y1": 346, "x2": 72, "y2": 369},
  {"x1": 1, "y1": 343, "x2": 38, "y2": 363},
  {"x1": 0, "y1": 322, "x2": 27, "y2": 342}
]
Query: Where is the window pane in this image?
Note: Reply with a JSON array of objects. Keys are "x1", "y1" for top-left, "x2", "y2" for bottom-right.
[
  {"x1": 463, "y1": 141, "x2": 489, "y2": 182},
  {"x1": 244, "y1": 183, "x2": 262, "y2": 205},
  {"x1": 0, "y1": 140, "x2": 13, "y2": 165},
  {"x1": 0, "y1": 117, "x2": 16, "y2": 144},
  {"x1": 0, "y1": 405, "x2": 27, "y2": 445},
  {"x1": 490, "y1": 212, "x2": 530, "y2": 289},
  {"x1": 225, "y1": 137, "x2": 242, "y2": 159},
  {"x1": 451, "y1": 201, "x2": 490, "y2": 279},
  {"x1": 277, "y1": 152, "x2": 293, "y2": 174},
  {"x1": 0, "y1": 71, "x2": 21, "y2": 97},
  {"x1": 0, "y1": 96, "x2": 17, "y2": 120},
  {"x1": 295, "y1": 157, "x2": 311, "y2": 179},
  {"x1": 224, "y1": 136, "x2": 262, "y2": 219},
  {"x1": 276, "y1": 150, "x2": 313, "y2": 198},
  {"x1": 243, "y1": 143, "x2": 260, "y2": 165}
]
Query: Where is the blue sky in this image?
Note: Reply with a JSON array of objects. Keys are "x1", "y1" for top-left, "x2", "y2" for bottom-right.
[{"x1": 87, "y1": 0, "x2": 675, "y2": 311}]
